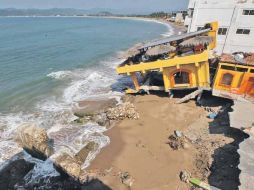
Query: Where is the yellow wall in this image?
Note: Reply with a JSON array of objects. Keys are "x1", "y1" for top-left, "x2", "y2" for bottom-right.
[
  {"x1": 213, "y1": 62, "x2": 254, "y2": 96},
  {"x1": 162, "y1": 61, "x2": 210, "y2": 91}
]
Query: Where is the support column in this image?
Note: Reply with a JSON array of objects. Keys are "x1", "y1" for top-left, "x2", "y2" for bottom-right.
[
  {"x1": 162, "y1": 68, "x2": 171, "y2": 92},
  {"x1": 130, "y1": 72, "x2": 140, "y2": 91}
]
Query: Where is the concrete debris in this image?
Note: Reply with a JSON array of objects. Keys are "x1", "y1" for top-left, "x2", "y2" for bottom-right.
[
  {"x1": 229, "y1": 101, "x2": 253, "y2": 131},
  {"x1": 119, "y1": 172, "x2": 134, "y2": 187},
  {"x1": 167, "y1": 134, "x2": 187, "y2": 150},
  {"x1": 229, "y1": 100, "x2": 254, "y2": 190},
  {"x1": 180, "y1": 170, "x2": 191, "y2": 183},
  {"x1": 176, "y1": 89, "x2": 203, "y2": 104},
  {"x1": 174, "y1": 130, "x2": 182, "y2": 138},
  {"x1": 51, "y1": 152, "x2": 81, "y2": 180},
  {"x1": 15, "y1": 123, "x2": 53, "y2": 159},
  {"x1": 221, "y1": 53, "x2": 254, "y2": 66},
  {"x1": 51, "y1": 142, "x2": 98, "y2": 180},
  {"x1": 106, "y1": 102, "x2": 139, "y2": 120}
]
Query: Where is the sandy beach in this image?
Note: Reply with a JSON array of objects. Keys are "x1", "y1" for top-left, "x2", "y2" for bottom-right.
[
  {"x1": 85, "y1": 91, "x2": 246, "y2": 190},
  {"x1": 88, "y1": 95, "x2": 202, "y2": 189}
]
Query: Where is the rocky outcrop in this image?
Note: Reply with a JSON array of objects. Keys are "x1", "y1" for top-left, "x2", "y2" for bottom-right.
[
  {"x1": 51, "y1": 142, "x2": 98, "y2": 180},
  {"x1": 0, "y1": 153, "x2": 35, "y2": 190},
  {"x1": 16, "y1": 123, "x2": 53, "y2": 159},
  {"x1": 106, "y1": 102, "x2": 139, "y2": 120},
  {"x1": 73, "y1": 99, "x2": 117, "y2": 118},
  {"x1": 73, "y1": 99, "x2": 117, "y2": 127}
]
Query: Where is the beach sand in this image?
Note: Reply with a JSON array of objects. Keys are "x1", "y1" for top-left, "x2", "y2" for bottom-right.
[{"x1": 88, "y1": 94, "x2": 205, "y2": 190}]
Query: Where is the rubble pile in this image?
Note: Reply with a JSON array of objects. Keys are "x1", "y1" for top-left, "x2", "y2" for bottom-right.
[
  {"x1": 106, "y1": 102, "x2": 139, "y2": 120},
  {"x1": 220, "y1": 53, "x2": 254, "y2": 65},
  {"x1": 167, "y1": 131, "x2": 189, "y2": 150}
]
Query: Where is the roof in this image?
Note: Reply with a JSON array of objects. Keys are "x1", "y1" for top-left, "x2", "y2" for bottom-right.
[
  {"x1": 220, "y1": 53, "x2": 254, "y2": 66},
  {"x1": 139, "y1": 28, "x2": 211, "y2": 50}
]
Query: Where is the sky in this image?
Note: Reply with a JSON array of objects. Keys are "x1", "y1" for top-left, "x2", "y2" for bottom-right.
[{"x1": 0, "y1": 0, "x2": 189, "y2": 13}]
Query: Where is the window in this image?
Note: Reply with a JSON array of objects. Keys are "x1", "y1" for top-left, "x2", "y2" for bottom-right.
[
  {"x1": 218, "y1": 28, "x2": 228, "y2": 35},
  {"x1": 197, "y1": 27, "x2": 204, "y2": 31},
  {"x1": 174, "y1": 71, "x2": 190, "y2": 84},
  {"x1": 243, "y1": 10, "x2": 254, "y2": 15},
  {"x1": 220, "y1": 73, "x2": 234, "y2": 86},
  {"x1": 221, "y1": 65, "x2": 235, "y2": 71},
  {"x1": 236, "y1": 29, "x2": 250, "y2": 35},
  {"x1": 250, "y1": 69, "x2": 254, "y2": 73},
  {"x1": 221, "y1": 65, "x2": 248, "y2": 72}
]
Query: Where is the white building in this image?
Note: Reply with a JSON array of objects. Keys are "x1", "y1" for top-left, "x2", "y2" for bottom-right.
[{"x1": 184, "y1": 0, "x2": 254, "y2": 55}]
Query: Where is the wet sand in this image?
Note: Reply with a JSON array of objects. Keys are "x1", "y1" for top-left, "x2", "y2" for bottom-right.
[{"x1": 88, "y1": 95, "x2": 205, "y2": 190}]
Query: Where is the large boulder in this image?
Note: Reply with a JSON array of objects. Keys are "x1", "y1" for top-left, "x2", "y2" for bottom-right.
[
  {"x1": 51, "y1": 142, "x2": 98, "y2": 180},
  {"x1": 16, "y1": 123, "x2": 53, "y2": 160},
  {"x1": 0, "y1": 153, "x2": 35, "y2": 190},
  {"x1": 73, "y1": 99, "x2": 117, "y2": 118}
]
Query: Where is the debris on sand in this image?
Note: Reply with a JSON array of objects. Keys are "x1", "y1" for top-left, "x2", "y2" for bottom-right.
[
  {"x1": 180, "y1": 170, "x2": 191, "y2": 183},
  {"x1": 106, "y1": 102, "x2": 139, "y2": 120},
  {"x1": 167, "y1": 132, "x2": 189, "y2": 150},
  {"x1": 119, "y1": 171, "x2": 134, "y2": 187}
]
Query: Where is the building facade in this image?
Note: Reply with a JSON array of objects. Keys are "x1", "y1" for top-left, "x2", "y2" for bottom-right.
[{"x1": 184, "y1": 0, "x2": 254, "y2": 55}]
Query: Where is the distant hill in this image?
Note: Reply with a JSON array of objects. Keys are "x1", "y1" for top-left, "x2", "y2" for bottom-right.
[{"x1": 0, "y1": 8, "x2": 117, "y2": 16}]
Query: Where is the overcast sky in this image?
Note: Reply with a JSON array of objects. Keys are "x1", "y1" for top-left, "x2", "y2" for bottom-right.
[{"x1": 0, "y1": 0, "x2": 189, "y2": 13}]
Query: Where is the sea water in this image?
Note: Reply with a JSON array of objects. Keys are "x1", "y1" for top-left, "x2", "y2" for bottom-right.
[{"x1": 0, "y1": 17, "x2": 173, "y2": 168}]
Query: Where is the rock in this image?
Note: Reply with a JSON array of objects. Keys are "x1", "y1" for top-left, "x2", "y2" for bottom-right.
[
  {"x1": 174, "y1": 130, "x2": 182, "y2": 138},
  {"x1": 180, "y1": 170, "x2": 191, "y2": 183},
  {"x1": 119, "y1": 172, "x2": 134, "y2": 187},
  {"x1": 75, "y1": 142, "x2": 99, "y2": 164},
  {"x1": 0, "y1": 156, "x2": 35, "y2": 190},
  {"x1": 106, "y1": 102, "x2": 139, "y2": 120},
  {"x1": 73, "y1": 99, "x2": 118, "y2": 118},
  {"x1": 92, "y1": 113, "x2": 110, "y2": 127},
  {"x1": 167, "y1": 135, "x2": 185, "y2": 150},
  {"x1": 51, "y1": 152, "x2": 81, "y2": 180},
  {"x1": 16, "y1": 123, "x2": 53, "y2": 159},
  {"x1": 73, "y1": 117, "x2": 89, "y2": 125},
  {"x1": 52, "y1": 142, "x2": 98, "y2": 180}
]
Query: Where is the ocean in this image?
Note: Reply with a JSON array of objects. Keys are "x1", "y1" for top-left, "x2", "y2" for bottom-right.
[{"x1": 0, "y1": 17, "x2": 172, "y2": 174}]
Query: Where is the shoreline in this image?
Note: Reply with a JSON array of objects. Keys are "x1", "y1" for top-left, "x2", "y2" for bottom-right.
[{"x1": 0, "y1": 16, "x2": 188, "y2": 189}]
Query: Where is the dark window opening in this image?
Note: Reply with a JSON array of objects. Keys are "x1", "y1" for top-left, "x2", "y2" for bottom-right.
[
  {"x1": 221, "y1": 65, "x2": 248, "y2": 72},
  {"x1": 221, "y1": 65, "x2": 235, "y2": 71},
  {"x1": 174, "y1": 71, "x2": 190, "y2": 85},
  {"x1": 221, "y1": 73, "x2": 234, "y2": 86},
  {"x1": 243, "y1": 9, "x2": 254, "y2": 15},
  {"x1": 236, "y1": 29, "x2": 250, "y2": 35},
  {"x1": 249, "y1": 77, "x2": 254, "y2": 82},
  {"x1": 197, "y1": 27, "x2": 204, "y2": 31},
  {"x1": 235, "y1": 67, "x2": 248, "y2": 72},
  {"x1": 218, "y1": 28, "x2": 228, "y2": 35},
  {"x1": 250, "y1": 69, "x2": 254, "y2": 73}
]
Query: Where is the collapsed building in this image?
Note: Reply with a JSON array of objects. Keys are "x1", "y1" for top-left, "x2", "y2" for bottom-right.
[
  {"x1": 116, "y1": 21, "x2": 254, "y2": 102},
  {"x1": 116, "y1": 21, "x2": 254, "y2": 189}
]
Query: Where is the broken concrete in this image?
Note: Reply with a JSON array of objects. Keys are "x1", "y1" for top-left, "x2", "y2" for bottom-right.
[
  {"x1": 51, "y1": 142, "x2": 98, "y2": 180},
  {"x1": 229, "y1": 100, "x2": 254, "y2": 190},
  {"x1": 106, "y1": 102, "x2": 139, "y2": 120}
]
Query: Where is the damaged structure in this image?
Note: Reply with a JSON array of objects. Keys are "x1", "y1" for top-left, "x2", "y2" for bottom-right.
[
  {"x1": 116, "y1": 20, "x2": 254, "y2": 189},
  {"x1": 116, "y1": 21, "x2": 254, "y2": 103},
  {"x1": 117, "y1": 22, "x2": 218, "y2": 95}
]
